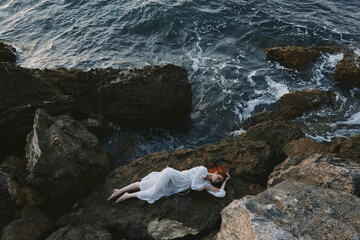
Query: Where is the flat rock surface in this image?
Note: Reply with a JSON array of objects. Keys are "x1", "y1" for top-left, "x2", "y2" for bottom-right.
[{"x1": 268, "y1": 154, "x2": 360, "y2": 196}]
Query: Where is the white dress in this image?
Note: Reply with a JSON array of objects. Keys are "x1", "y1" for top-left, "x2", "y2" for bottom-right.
[{"x1": 137, "y1": 166, "x2": 226, "y2": 204}]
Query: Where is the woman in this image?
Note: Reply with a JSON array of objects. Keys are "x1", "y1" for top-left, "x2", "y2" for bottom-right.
[{"x1": 108, "y1": 166, "x2": 230, "y2": 204}]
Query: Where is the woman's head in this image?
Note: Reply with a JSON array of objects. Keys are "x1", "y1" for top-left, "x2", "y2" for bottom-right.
[{"x1": 208, "y1": 164, "x2": 228, "y2": 184}]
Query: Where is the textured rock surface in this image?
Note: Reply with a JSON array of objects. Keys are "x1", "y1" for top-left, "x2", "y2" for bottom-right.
[
  {"x1": 0, "y1": 171, "x2": 15, "y2": 229},
  {"x1": 334, "y1": 52, "x2": 360, "y2": 87},
  {"x1": 332, "y1": 134, "x2": 360, "y2": 164},
  {"x1": 25, "y1": 109, "x2": 110, "y2": 206},
  {"x1": 268, "y1": 154, "x2": 360, "y2": 196},
  {"x1": 265, "y1": 46, "x2": 340, "y2": 71},
  {"x1": 147, "y1": 218, "x2": 199, "y2": 240},
  {"x1": 1, "y1": 207, "x2": 54, "y2": 240},
  {"x1": 216, "y1": 180, "x2": 360, "y2": 240},
  {"x1": 282, "y1": 138, "x2": 329, "y2": 158},
  {"x1": 46, "y1": 224, "x2": 112, "y2": 240},
  {"x1": 249, "y1": 89, "x2": 336, "y2": 125},
  {"x1": 239, "y1": 121, "x2": 304, "y2": 164}
]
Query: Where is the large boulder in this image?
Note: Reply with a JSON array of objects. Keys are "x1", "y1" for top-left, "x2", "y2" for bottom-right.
[
  {"x1": 55, "y1": 145, "x2": 266, "y2": 239},
  {"x1": 0, "y1": 40, "x2": 192, "y2": 159},
  {"x1": 265, "y1": 46, "x2": 340, "y2": 71},
  {"x1": 1, "y1": 206, "x2": 54, "y2": 240},
  {"x1": 25, "y1": 109, "x2": 110, "y2": 206},
  {"x1": 216, "y1": 180, "x2": 360, "y2": 240},
  {"x1": 268, "y1": 154, "x2": 360, "y2": 196},
  {"x1": 249, "y1": 89, "x2": 336, "y2": 125},
  {"x1": 46, "y1": 224, "x2": 112, "y2": 240},
  {"x1": 55, "y1": 120, "x2": 304, "y2": 239},
  {"x1": 334, "y1": 52, "x2": 360, "y2": 87}
]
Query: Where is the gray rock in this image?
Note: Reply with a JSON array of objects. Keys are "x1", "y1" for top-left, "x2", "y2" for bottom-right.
[
  {"x1": 1, "y1": 206, "x2": 54, "y2": 240},
  {"x1": 25, "y1": 109, "x2": 110, "y2": 206},
  {"x1": 46, "y1": 224, "x2": 112, "y2": 240},
  {"x1": 216, "y1": 180, "x2": 360, "y2": 240},
  {"x1": 268, "y1": 154, "x2": 360, "y2": 196}
]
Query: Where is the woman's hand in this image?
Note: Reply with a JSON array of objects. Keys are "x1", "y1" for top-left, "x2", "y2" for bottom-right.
[{"x1": 225, "y1": 173, "x2": 230, "y2": 181}]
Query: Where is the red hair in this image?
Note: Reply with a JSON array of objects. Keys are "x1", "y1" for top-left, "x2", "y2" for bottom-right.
[{"x1": 208, "y1": 164, "x2": 228, "y2": 178}]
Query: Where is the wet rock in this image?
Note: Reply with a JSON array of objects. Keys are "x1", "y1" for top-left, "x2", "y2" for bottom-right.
[
  {"x1": 0, "y1": 40, "x2": 17, "y2": 63},
  {"x1": 0, "y1": 171, "x2": 15, "y2": 229},
  {"x1": 25, "y1": 109, "x2": 110, "y2": 206},
  {"x1": 282, "y1": 138, "x2": 329, "y2": 158},
  {"x1": 332, "y1": 134, "x2": 360, "y2": 164},
  {"x1": 249, "y1": 89, "x2": 336, "y2": 125},
  {"x1": 216, "y1": 180, "x2": 360, "y2": 240},
  {"x1": 1, "y1": 206, "x2": 54, "y2": 240},
  {"x1": 46, "y1": 224, "x2": 112, "y2": 240},
  {"x1": 268, "y1": 154, "x2": 360, "y2": 196},
  {"x1": 265, "y1": 46, "x2": 341, "y2": 71},
  {"x1": 334, "y1": 52, "x2": 360, "y2": 87}
]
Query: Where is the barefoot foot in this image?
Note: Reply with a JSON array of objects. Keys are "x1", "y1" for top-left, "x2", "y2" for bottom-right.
[
  {"x1": 116, "y1": 192, "x2": 130, "y2": 203},
  {"x1": 108, "y1": 189, "x2": 122, "y2": 201}
]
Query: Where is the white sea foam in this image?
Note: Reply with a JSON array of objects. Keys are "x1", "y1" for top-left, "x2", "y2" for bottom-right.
[
  {"x1": 265, "y1": 76, "x2": 289, "y2": 100},
  {"x1": 310, "y1": 52, "x2": 343, "y2": 88},
  {"x1": 247, "y1": 70, "x2": 257, "y2": 86},
  {"x1": 335, "y1": 111, "x2": 360, "y2": 125},
  {"x1": 230, "y1": 129, "x2": 246, "y2": 137},
  {"x1": 241, "y1": 77, "x2": 289, "y2": 120}
]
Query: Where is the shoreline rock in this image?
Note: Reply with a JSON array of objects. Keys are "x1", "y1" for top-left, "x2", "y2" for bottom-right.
[
  {"x1": 216, "y1": 180, "x2": 360, "y2": 240},
  {"x1": 334, "y1": 52, "x2": 360, "y2": 87},
  {"x1": 0, "y1": 40, "x2": 192, "y2": 160},
  {"x1": 247, "y1": 89, "x2": 336, "y2": 126},
  {"x1": 265, "y1": 46, "x2": 341, "y2": 71}
]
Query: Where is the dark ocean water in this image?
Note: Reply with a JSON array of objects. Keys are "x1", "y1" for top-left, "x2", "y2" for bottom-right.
[{"x1": 1, "y1": 0, "x2": 360, "y2": 165}]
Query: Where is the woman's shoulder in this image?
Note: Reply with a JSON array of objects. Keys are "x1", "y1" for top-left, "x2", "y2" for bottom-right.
[{"x1": 189, "y1": 166, "x2": 208, "y2": 173}]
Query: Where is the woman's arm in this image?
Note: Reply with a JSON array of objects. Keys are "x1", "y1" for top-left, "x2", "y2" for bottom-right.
[
  {"x1": 220, "y1": 173, "x2": 230, "y2": 191},
  {"x1": 203, "y1": 173, "x2": 230, "y2": 198}
]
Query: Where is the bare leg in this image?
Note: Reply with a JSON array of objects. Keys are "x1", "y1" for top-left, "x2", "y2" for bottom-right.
[
  {"x1": 116, "y1": 192, "x2": 138, "y2": 203},
  {"x1": 108, "y1": 182, "x2": 140, "y2": 201}
]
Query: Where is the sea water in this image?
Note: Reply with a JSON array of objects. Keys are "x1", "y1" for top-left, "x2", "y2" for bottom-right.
[{"x1": 1, "y1": 0, "x2": 359, "y2": 166}]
